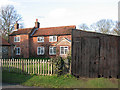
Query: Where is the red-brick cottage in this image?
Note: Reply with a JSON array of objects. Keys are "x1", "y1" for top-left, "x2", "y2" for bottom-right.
[{"x1": 9, "y1": 19, "x2": 76, "y2": 58}]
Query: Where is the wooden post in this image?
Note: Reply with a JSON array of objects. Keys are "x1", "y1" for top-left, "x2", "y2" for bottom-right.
[
  {"x1": 15, "y1": 59, "x2": 16, "y2": 68},
  {"x1": 51, "y1": 59, "x2": 52, "y2": 75},
  {"x1": 40, "y1": 60, "x2": 42, "y2": 75},
  {"x1": 17, "y1": 59, "x2": 18, "y2": 72},
  {"x1": 48, "y1": 60, "x2": 50, "y2": 75},
  {"x1": 33, "y1": 59, "x2": 34, "y2": 74},
  {"x1": 35, "y1": 59, "x2": 37, "y2": 74},
  {"x1": 28, "y1": 59, "x2": 29, "y2": 74},
  {"x1": 22, "y1": 59, "x2": 24, "y2": 72},
  {"x1": 43, "y1": 60, "x2": 44, "y2": 75},
  {"x1": 9, "y1": 59, "x2": 10, "y2": 72},
  {"x1": 38, "y1": 59, "x2": 39, "y2": 75},
  {"x1": 6, "y1": 59, "x2": 8, "y2": 70},
  {"x1": 26, "y1": 59, "x2": 27, "y2": 73},
  {"x1": 46, "y1": 60, "x2": 47, "y2": 75},
  {"x1": 13, "y1": 59, "x2": 14, "y2": 71},
  {"x1": 19, "y1": 59, "x2": 20, "y2": 73},
  {"x1": 11, "y1": 59, "x2": 12, "y2": 71}
]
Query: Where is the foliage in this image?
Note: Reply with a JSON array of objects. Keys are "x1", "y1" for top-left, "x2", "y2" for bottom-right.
[
  {"x1": 0, "y1": 5, "x2": 23, "y2": 40},
  {"x1": 79, "y1": 23, "x2": 89, "y2": 30},
  {"x1": 2, "y1": 71, "x2": 118, "y2": 88},
  {"x1": 112, "y1": 21, "x2": 120, "y2": 35},
  {"x1": 52, "y1": 56, "x2": 64, "y2": 76},
  {"x1": 90, "y1": 19, "x2": 115, "y2": 34}
]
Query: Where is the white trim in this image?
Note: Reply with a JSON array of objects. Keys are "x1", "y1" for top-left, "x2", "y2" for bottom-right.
[
  {"x1": 60, "y1": 46, "x2": 69, "y2": 55},
  {"x1": 37, "y1": 46, "x2": 45, "y2": 55},
  {"x1": 49, "y1": 36, "x2": 57, "y2": 42},
  {"x1": 15, "y1": 47, "x2": 20, "y2": 55},
  {"x1": 37, "y1": 36, "x2": 44, "y2": 42},
  {"x1": 49, "y1": 46, "x2": 56, "y2": 55},
  {"x1": 14, "y1": 36, "x2": 20, "y2": 42}
]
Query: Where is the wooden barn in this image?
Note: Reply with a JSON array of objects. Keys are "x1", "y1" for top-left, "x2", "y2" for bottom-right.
[{"x1": 71, "y1": 29, "x2": 120, "y2": 78}]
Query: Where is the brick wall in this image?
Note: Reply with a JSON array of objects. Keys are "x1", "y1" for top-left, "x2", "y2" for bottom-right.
[
  {"x1": 29, "y1": 35, "x2": 71, "y2": 58},
  {"x1": 9, "y1": 34, "x2": 29, "y2": 58}
]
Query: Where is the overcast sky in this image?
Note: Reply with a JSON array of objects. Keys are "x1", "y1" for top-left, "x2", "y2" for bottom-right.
[{"x1": 0, "y1": 0, "x2": 119, "y2": 29}]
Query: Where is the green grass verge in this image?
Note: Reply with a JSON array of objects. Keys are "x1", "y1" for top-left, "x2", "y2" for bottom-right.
[{"x1": 2, "y1": 71, "x2": 118, "y2": 88}]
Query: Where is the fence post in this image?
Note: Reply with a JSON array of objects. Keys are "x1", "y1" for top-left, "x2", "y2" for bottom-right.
[
  {"x1": 48, "y1": 60, "x2": 50, "y2": 75},
  {"x1": 38, "y1": 59, "x2": 39, "y2": 75},
  {"x1": 26, "y1": 59, "x2": 27, "y2": 73},
  {"x1": 46, "y1": 60, "x2": 47, "y2": 75},
  {"x1": 17, "y1": 59, "x2": 18, "y2": 72},
  {"x1": 43, "y1": 60, "x2": 44, "y2": 75},
  {"x1": 51, "y1": 59, "x2": 52, "y2": 75},
  {"x1": 33, "y1": 59, "x2": 34, "y2": 74},
  {"x1": 28, "y1": 59, "x2": 29, "y2": 74},
  {"x1": 40, "y1": 60, "x2": 42, "y2": 75},
  {"x1": 22, "y1": 59, "x2": 24, "y2": 72},
  {"x1": 9, "y1": 59, "x2": 10, "y2": 72},
  {"x1": 35, "y1": 59, "x2": 37, "y2": 74}
]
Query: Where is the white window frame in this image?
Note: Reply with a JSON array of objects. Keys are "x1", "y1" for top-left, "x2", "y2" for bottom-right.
[
  {"x1": 37, "y1": 36, "x2": 44, "y2": 42},
  {"x1": 15, "y1": 47, "x2": 20, "y2": 55},
  {"x1": 49, "y1": 36, "x2": 57, "y2": 42},
  {"x1": 14, "y1": 36, "x2": 20, "y2": 42},
  {"x1": 60, "y1": 46, "x2": 69, "y2": 55},
  {"x1": 37, "y1": 47, "x2": 45, "y2": 55},
  {"x1": 49, "y1": 46, "x2": 56, "y2": 55}
]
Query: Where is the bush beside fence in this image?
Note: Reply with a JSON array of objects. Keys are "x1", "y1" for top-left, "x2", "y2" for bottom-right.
[{"x1": 0, "y1": 59, "x2": 53, "y2": 75}]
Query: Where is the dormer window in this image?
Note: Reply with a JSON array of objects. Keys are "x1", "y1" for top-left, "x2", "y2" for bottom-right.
[
  {"x1": 49, "y1": 36, "x2": 57, "y2": 42},
  {"x1": 37, "y1": 36, "x2": 44, "y2": 42},
  {"x1": 14, "y1": 36, "x2": 20, "y2": 42}
]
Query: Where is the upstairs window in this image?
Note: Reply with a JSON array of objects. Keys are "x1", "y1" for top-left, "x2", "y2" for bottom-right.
[
  {"x1": 49, "y1": 36, "x2": 57, "y2": 42},
  {"x1": 37, "y1": 36, "x2": 44, "y2": 42},
  {"x1": 37, "y1": 47, "x2": 45, "y2": 55},
  {"x1": 60, "y1": 46, "x2": 69, "y2": 55},
  {"x1": 49, "y1": 46, "x2": 56, "y2": 55},
  {"x1": 14, "y1": 36, "x2": 20, "y2": 42},
  {"x1": 15, "y1": 47, "x2": 20, "y2": 55}
]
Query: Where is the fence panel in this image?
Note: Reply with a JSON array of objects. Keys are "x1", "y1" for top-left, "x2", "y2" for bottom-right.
[{"x1": 1, "y1": 59, "x2": 52, "y2": 76}]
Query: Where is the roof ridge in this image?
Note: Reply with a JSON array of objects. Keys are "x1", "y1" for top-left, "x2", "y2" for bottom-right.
[{"x1": 38, "y1": 25, "x2": 76, "y2": 30}]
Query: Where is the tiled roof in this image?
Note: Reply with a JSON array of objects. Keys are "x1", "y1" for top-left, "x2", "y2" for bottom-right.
[
  {"x1": 9, "y1": 27, "x2": 34, "y2": 36},
  {"x1": 0, "y1": 37, "x2": 11, "y2": 46},
  {"x1": 32, "y1": 25, "x2": 76, "y2": 36}
]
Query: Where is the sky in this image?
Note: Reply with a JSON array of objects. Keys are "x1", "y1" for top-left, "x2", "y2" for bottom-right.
[{"x1": 0, "y1": 0, "x2": 119, "y2": 29}]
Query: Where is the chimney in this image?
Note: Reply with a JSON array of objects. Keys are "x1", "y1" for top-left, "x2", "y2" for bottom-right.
[
  {"x1": 35, "y1": 19, "x2": 40, "y2": 28},
  {"x1": 14, "y1": 21, "x2": 19, "y2": 30}
]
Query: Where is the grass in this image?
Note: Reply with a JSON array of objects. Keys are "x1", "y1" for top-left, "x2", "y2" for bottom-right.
[{"x1": 2, "y1": 71, "x2": 118, "y2": 88}]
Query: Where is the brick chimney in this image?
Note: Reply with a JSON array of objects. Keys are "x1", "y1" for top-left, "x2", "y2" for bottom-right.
[
  {"x1": 35, "y1": 19, "x2": 40, "y2": 28},
  {"x1": 14, "y1": 21, "x2": 19, "y2": 30}
]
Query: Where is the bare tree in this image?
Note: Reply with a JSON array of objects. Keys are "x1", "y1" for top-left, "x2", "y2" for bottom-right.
[
  {"x1": 0, "y1": 5, "x2": 22, "y2": 40},
  {"x1": 90, "y1": 19, "x2": 114, "y2": 34},
  {"x1": 79, "y1": 23, "x2": 89, "y2": 30},
  {"x1": 112, "y1": 21, "x2": 120, "y2": 35}
]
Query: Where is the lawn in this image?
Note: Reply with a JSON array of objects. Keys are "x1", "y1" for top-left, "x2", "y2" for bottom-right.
[{"x1": 2, "y1": 71, "x2": 119, "y2": 88}]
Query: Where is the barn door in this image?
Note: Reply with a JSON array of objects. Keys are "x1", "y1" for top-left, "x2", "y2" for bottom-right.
[{"x1": 72, "y1": 37, "x2": 100, "y2": 78}]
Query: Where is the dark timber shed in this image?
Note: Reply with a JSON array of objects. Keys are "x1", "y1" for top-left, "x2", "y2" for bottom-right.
[{"x1": 71, "y1": 29, "x2": 120, "y2": 78}]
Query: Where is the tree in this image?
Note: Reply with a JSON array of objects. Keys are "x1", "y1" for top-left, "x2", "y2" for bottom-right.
[
  {"x1": 0, "y1": 5, "x2": 22, "y2": 40},
  {"x1": 79, "y1": 23, "x2": 89, "y2": 30},
  {"x1": 90, "y1": 19, "x2": 115, "y2": 34},
  {"x1": 112, "y1": 21, "x2": 120, "y2": 35}
]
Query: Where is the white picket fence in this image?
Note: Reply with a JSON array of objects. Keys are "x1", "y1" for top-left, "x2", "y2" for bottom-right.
[{"x1": 0, "y1": 59, "x2": 53, "y2": 75}]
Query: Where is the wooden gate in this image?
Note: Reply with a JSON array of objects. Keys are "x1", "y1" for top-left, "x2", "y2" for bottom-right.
[{"x1": 72, "y1": 37, "x2": 100, "y2": 78}]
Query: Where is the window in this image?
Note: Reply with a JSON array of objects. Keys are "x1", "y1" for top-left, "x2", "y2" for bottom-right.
[
  {"x1": 15, "y1": 47, "x2": 20, "y2": 55},
  {"x1": 60, "y1": 46, "x2": 69, "y2": 55},
  {"x1": 49, "y1": 46, "x2": 56, "y2": 55},
  {"x1": 37, "y1": 36, "x2": 44, "y2": 42},
  {"x1": 37, "y1": 47, "x2": 45, "y2": 55},
  {"x1": 49, "y1": 36, "x2": 57, "y2": 42},
  {"x1": 14, "y1": 36, "x2": 20, "y2": 42}
]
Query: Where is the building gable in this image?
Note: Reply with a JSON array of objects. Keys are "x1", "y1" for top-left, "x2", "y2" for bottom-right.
[{"x1": 55, "y1": 38, "x2": 71, "y2": 46}]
